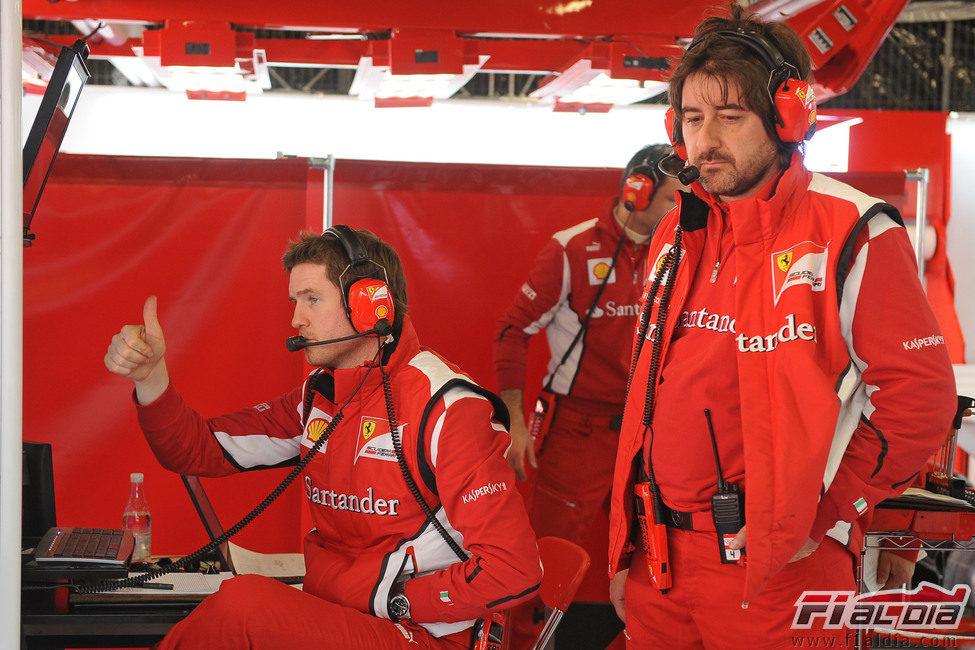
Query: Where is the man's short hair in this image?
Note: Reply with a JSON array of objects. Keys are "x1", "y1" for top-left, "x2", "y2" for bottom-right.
[
  {"x1": 666, "y1": 3, "x2": 812, "y2": 164},
  {"x1": 282, "y1": 229, "x2": 409, "y2": 332},
  {"x1": 620, "y1": 143, "x2": 673, "y2": 198}
]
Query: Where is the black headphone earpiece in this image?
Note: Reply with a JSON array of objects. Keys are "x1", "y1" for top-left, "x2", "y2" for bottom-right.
[{"x1": 322, "y1": 225, "x2": 395, "y2": 333}]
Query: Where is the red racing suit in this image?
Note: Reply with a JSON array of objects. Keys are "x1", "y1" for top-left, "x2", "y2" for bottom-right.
[
  {"x1": 494, "y1": 198, "x2": 650, "y2": 402},
  {"x1": 609, "y1": 154, "x2": 957, "y2": 602},
  {"x1": 137, "y1": 317, "x2": 542, "y2": 638}
]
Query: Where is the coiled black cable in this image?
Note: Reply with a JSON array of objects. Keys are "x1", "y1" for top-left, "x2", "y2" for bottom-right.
[
  {"x1": 74, "y1": 348, "x2": 384, "y2": 594},
  {"x1": 642, "y1": 226, "x2": 683, "y2": 427},
  {"x1": 380, "y1": 353, "x2": 469, "y2": 563}
]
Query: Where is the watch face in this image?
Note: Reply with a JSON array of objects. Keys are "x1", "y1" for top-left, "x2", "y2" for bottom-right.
[{"x1": 389, "y1": 593, "x2": 410, "y2": 619}]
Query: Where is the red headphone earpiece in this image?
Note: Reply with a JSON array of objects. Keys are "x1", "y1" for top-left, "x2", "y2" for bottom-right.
[
  {"x1": 664, "y1": 107, "x2": 688, "y2": 160},
  {"x1": 622, "y1": 173, "x2": 654, "y2": 212},
  {"x1": 772, "y1": 78, "x2": 816, "y2": 143},
  {"x1": 346, "y1": 277, "x2": 395, "y2": 334}
]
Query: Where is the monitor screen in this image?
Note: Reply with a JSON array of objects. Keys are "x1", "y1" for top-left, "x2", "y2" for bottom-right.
[{"x1": 22, "y1": 40, "x2": 90, "y2": 241}]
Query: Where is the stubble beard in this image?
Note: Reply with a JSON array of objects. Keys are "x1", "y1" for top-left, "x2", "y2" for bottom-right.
[{"x1": 695, "y1": 142, "x2": 779, "y2": 199}]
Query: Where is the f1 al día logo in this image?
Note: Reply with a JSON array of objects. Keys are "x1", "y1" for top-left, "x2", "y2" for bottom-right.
[{"x1": 793, "y1": 582, "x2": 971, "y2": 631}]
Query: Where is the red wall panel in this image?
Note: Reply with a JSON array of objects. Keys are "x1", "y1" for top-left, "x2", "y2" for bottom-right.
[
  {"x1": 24, "y1": 155, "x2": 313, "y2": 555},
  {"x1": 331, "y1": 159, "x2": 620, "y2": 392}
]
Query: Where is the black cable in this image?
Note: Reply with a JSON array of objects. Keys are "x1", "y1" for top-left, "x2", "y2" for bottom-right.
[
  {"x1": 704, "y1": 408, "x2": 728, "y2": 491},
  {"x1": 80, "y1": 22, "x2": 106, "y2": 42},
  {"x1": 381, "y1": 349, "x2": 468, "y2": 563},
  {"x1": 74, "y1": 349, "x2": 383, "y2": 594},
  {"x1": 545, "y1": 231, "x2": 628, "y2": 393},
  {"x1": 642, "y1": 227, "x2": 683, "y2": 427}
]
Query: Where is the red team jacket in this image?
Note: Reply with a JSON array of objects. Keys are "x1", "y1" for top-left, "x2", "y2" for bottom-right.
[
  {"x1": 136, "y1": 317, "x2": 541, "y2": 637},
  {"x1": 609, "y1": 154, "x2": 956, "y2": 601},
  {"x1": 494, "y1": 198, "x2": 650, "y2": 403}
]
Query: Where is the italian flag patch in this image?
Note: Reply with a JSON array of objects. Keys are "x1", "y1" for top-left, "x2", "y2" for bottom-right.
[
  {"x1": 440, "y1": 590, "x2": 453, "y2": 605},
  {"x1": 853, "y1": 497, "x2": 868, "y2": 514}
]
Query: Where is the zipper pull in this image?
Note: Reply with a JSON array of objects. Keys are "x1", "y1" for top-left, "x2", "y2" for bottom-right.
[{"x1": 710, "y1": 261, "x2": 721, "y2": 283}]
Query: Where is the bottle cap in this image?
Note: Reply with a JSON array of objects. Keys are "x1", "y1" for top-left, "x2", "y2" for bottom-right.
[{"x1": 130, "y1": 472, "x2": 144, "y2": 482}]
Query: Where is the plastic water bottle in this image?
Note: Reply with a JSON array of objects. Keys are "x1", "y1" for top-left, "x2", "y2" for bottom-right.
[{"x1": 122, "y1": 472, "x2": 152, "y2": 562}]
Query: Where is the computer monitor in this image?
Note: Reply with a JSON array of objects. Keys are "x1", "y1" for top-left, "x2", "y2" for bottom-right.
[
  {"x1": 22, "y1": 441, "x2": 56, "y2": 548},
  {"x1": 22, "y1": 39, "x2": 91, "y2": 246}
]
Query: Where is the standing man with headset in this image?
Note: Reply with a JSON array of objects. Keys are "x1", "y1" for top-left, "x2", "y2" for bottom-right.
[
  {"x1": 493, "y1": 145, "x2": 681, "y2": 646},
  {"x1": 104, "y1": 226, "x2": 541, "y2": 650},
  {"x1": 608, "y1": 4, "x2": 956, "y2": 646}
]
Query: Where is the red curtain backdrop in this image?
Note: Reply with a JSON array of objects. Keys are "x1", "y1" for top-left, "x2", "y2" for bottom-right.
[
  {"x1": 24, "y1": 155, "x2": 315, "y2": 555},
  {"x1": 331, "y1": 159, "x2": 620, "y2": 391}
]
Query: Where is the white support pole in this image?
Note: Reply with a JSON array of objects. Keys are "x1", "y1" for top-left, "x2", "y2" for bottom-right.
[
  {"x1": 905, "y1": 168, "x2": 930, "y2": 285},
  {"x1": 0, "y1": 0, "x2": 25, "y2": 644}
]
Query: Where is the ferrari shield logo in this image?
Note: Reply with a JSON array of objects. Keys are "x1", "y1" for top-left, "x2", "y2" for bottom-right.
[
  {"x1": 776, "y1": 251, "x2": 793, "y2": 272},
  {"x1": 361, "y1": 419, "x2": 377, "y2": 441}
]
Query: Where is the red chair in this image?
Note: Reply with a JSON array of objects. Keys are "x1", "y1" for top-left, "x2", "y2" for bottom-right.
[{"x1": 530, "y1": 536, "x2": 592, "y2": 650}]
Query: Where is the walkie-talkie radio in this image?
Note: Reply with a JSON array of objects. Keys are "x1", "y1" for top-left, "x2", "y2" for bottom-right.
[
  {"x1": 527, "y1": 390, "x2": 556, "y2": 454},
  {"x1": 634, "y1": 481, "x2": 672, "y2": 591},
  {"x1": 704, "y1": 409, "x2": 745, "y2": 564}
]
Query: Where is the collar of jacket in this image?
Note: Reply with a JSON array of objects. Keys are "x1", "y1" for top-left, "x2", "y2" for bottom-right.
[
  {"x1": 680, "y1": 151, "x2": 811, "y2": 245},
  {"x1": 324, "y1": 315, "x2": 421, "y2": 404},
  {"x1": 598, "y1": 195, "x2": 651, "y2": 250}
]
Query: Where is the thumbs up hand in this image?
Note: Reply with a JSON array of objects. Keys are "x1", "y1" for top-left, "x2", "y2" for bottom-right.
[{"x1": 105, "y1": 296, "x2": 170, "y2": 404}]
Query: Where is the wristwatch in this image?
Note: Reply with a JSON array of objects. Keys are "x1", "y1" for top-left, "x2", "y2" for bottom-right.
[{"x1": 388, "y1": 583, "x2": 411, "y2": 621}]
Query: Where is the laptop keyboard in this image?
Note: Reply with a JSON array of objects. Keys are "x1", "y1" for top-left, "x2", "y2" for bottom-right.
[{"x1": 34, "y1": 526, "x2": 134, "y2": 566}]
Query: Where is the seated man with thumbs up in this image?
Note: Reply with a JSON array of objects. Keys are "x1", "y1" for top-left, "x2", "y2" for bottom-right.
[{"x1": 104, "y1": 226, "x2": 541, "y2": 650}]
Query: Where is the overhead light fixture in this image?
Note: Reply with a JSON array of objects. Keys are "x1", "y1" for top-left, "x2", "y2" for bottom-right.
[
  {"x1": 347, "y1": 28, "x2": 489, "y2": 107},
  {"x1": 531, "y1": 41, "x2": 673, "y2": 112},
  {"x1": 139, "y1": 21, "x2": 271, "y2": 100},
  {"x1": 349, "y1": 54, "x2": 489, "y2": 107}
]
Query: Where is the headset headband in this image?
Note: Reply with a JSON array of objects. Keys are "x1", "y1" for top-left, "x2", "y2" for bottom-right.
[
  {"x1": 681, "y1": 27, "x2": 814, "y2": 143},
  {"x1": 325, "y1": 224, "x2": 369, "y2": 268},
  {"x1": 323, "y1": 225, "x2": 390, "y2": 301}
]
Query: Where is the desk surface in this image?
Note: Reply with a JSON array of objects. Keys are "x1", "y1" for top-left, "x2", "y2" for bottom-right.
[{"x1": 22, "y1": 608, "x2": 193, "y2": 650}]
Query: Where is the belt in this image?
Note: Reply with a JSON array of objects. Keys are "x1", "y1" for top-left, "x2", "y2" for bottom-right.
[
  {"x1": 660, "y1": 504, "x2": 715, "y2": 532},
  {"x1": 629, "y1": 504, "x2": 716, "y2": 550}
]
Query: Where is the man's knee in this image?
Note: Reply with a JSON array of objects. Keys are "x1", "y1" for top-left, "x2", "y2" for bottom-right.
[{"x1": 208, "y1": 574, "x2": 277, "y2": 618}]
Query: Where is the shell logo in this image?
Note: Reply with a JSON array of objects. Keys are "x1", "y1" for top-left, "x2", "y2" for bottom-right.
[
  {"x1": 655, "y1": 255, "x2": 669, "y2": 275},
  {"x1": 375, "y1": 305, "x2": 389, "y2": 319},
  {"x1": 592, "y1": 262, "x2": 611, "y2": 280},
  {"x1": 306, "y1": 418, "x2": 329, "y2": 442}
]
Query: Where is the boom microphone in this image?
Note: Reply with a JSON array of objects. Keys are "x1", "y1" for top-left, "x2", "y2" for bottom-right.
[
  {"x1": 658, "y1": 150, "x2": 701, "y2": 186},
  {"x1": 286, "y1": 319, "x2": 393, "y2": 352}
]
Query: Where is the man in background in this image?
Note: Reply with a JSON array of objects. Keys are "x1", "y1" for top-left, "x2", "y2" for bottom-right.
[{"x1": 494, "y1": 145, "x2": 681, "y2": 647}]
